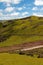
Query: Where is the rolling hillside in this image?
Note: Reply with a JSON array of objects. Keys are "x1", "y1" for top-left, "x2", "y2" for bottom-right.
[{"x1": 0, "y1": 16, "x2": 43, "y2": 46}]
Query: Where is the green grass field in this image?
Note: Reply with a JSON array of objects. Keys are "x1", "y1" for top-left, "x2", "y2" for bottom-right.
[{"x1": 0, "y1": 53, "x2": 43, "y2": 65}]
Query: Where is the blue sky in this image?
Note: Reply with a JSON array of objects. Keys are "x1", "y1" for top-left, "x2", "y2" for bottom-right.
[{"x1": 0, "y1": 0, "x2": 43, "y2": 20}]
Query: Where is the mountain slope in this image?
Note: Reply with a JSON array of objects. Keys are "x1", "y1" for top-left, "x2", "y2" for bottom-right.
[{"x1": 0, "y1": 16, "x2": 43, "y2": 46}]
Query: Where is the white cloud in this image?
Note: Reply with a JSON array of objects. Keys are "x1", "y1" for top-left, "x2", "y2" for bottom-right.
[
  {"x1": 0, "y1": 9, "x2": 20, "y2": 16},
  {"x1": 0, "y1": 11, "x2": 29, "y2": 20},
  {"x1": 33, "y1": 13, "x2": 43, "y2": 17},
  {"x1": 13, "y1": 0, "x2": 22, "y2": 4},
  {"x1": 0, "y1": 9, "x2": 3, "y2": 16},
  {"x1": 22, "y1": 12, "x2": 29, "y2": 16},
  {"x1": 0, "y1": 0, "x2": 22, "y2": 4},
  {"x1": 17, "y1": 7, "x2": 23, "y2": 11},
  {"x1": 0, "y1": 12, "x2": 3, "y2": 16},
  {"x1": 0, "y1": 0, "x2": 11, "y2": 2},
  {"x1": 6, "y1": 3, "x2": 11, "y2": 6},
  {"x1": 10, "y1": 12, "x2": 20, "y2": 16},
  {"x1": 5, "y1": 7, "x2": 14, "y2": 12},
  {"x1": 34, "y1": 0, "x2": 43, "y2": 5},
  {"x1": 32, "y1": 7, "x2": 38, "y2": 10},
  {"x1": 0, "y1": 11, "x2": 20, "y2": 20},
  {"x1": 17, "y1": 6, "x2": 26, "y2": 11}
]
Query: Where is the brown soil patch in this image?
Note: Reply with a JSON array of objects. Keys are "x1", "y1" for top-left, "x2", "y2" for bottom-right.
[{"x1": 0, "y1": 40, "x2": 43, "y2": 53}]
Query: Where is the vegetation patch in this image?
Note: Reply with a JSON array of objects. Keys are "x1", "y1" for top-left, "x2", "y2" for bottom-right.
[{"x1": 0, "y1": 53, "x2": 43, "y2": 65}]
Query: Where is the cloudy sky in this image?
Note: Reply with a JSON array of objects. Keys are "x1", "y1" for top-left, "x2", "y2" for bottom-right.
[{"x1": 0, "y1": 0, "x2": 43, "y2": 20}]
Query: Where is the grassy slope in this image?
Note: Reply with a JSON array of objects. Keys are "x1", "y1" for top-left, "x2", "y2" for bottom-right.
[
  {"x1": 0, "y1": 16, "x2": 43, "y2": 65},
  {"x1": 0, "y1": 53, "x2": 43, "y2": 65},
  {"x1": 0, "y1": 16, "x2": 43, "y2": 46}
]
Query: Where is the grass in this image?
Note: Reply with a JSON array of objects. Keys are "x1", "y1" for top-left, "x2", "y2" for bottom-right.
[
  {"x1": 0, "y1": 16, "x2": 43, "y2": 65},
  {"x1": 0, "y1": 35, "x2": 43, "y2": 47},
  {"x1": 0, "y1": 53, "x2": 43, "y2": 65},
  {"x1": 0, "y1": 16, "x2": 43, "y2": 46}
]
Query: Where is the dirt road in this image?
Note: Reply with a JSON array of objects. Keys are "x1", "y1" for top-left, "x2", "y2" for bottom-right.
[
  {"x1": 0, "y1": 40, "x2": 43, "y2": 53},
  {"x1": 21, "y1": 45, "x2": 43, "y2": 51}
]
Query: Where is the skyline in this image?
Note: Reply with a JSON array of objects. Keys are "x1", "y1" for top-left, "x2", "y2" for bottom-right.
[{"x1": 0, "y1": 0, "x2": 43, "y2": 20}]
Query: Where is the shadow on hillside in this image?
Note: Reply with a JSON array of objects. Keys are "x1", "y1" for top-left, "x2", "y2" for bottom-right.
[{"x1": 0, "y1": 20, "x2": 14, "y2": 42}]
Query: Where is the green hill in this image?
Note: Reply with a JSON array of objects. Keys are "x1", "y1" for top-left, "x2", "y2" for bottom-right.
[{"x1": 0, "y1": 16, "x2": 43, "y2": 46}]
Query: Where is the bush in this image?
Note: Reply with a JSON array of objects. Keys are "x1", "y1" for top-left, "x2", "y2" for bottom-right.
[
  {"x1": 19, "y1": 51, "x2": 25, "y2": 55},
  {"x1": 37, "y1": 54, "x2": 43, "y2": 58}
]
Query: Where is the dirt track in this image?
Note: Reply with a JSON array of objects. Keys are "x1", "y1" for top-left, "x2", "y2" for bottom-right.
[
  {"x1": 21, "y1": 45, "x2": 43, "y2": 51},
  {"x1": 0, "y1": 40, "x2": 43, "y2": 53}
]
